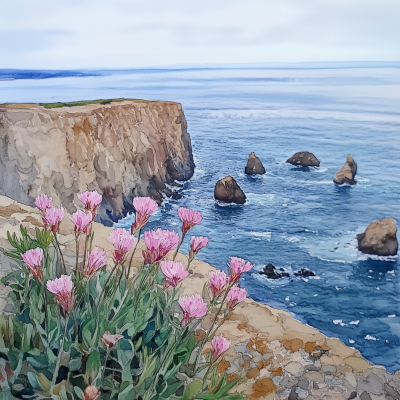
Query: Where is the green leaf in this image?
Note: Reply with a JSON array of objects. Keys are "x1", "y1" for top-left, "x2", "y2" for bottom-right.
[
  {"x1": 69, "y1": 356, "x2": 82, "y2": 372},
  {"x1": 85, "y1": 350, "x2": 101, "y2": 385},
  {"x1": 183, "y1": 380, "x2": 202, "y2": 400}
]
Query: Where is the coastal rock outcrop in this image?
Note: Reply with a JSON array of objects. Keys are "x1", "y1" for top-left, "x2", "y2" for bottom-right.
[
  {"x1": 214, "y1": 176, "x2": 246, "y2": 204},
  {"x1": 333, "y1": 155, "x2": 357, "y2": 185},
  {"x1": 357, "y1": 218, "x2": 398, "y2": 256},
  {"x1": 286, "y1": 151, "x2": 320, "y2": 167},
  {"x1": 0, "y1": 100, "x2": 195, "y2": 226},
  {"x1": 245, "y1": 152, "x2": 266, "y2": 175},
  {"x1": 259, "y1": 264, "x2": 290, "y2": 279}
]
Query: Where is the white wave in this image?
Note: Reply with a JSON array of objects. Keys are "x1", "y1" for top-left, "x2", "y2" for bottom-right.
[
  {"x1": 387, "y1": 271, "x2": 395, "y2": 275},
  {"x1": 284, "y1": 236, "x2": 301, "y2": 243},
  {"x1": 349, "y1": 339, "x2": 355, "y2": 344},
  {"x1": 246, "y1": 193, "x2": 276, "y2": 205},
  {"x1": 214, "y1": 199, "x2": 248, "y2": 207},
  {"x1": 388, "y1": 314, "x2": 396, "y2": 318},
  {"x1": 364, "y1": 334, "x2": 377, "y2": 341},
  {"x1": 249, "y1": 231, "x2": 271, "y2": 241},
  {"x1": 357, "y1": 176, "x2": 370, "y2": 182},
  {"x1": 312, "y1": 166, "x2": 328, "y2": 173},
  {"x1": 349, "y1": 320, "x2": 360, "y2": 325},
  {"x1": 333, "y1": 320, "x2": 346, "y2": 326},
  {"x1": 357, "y1": 252, "x2": 398, "y2": 262}
]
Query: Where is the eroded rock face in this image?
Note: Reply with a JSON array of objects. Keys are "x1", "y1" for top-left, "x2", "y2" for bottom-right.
[
  {"x1": 245, "y1": 152, "x2": 266, "y2": 175},
  {"x1": 357, "y1": 218, "x2": 398, "y2": 256},
  {"x1": 214, "y1": 176, "x2": 246, "y2": 204},
  {"x1": 334, "y1": 155, "x2": 357, "y2": 185},
  {"x1": 286, "y1": 151, "x2": 320, "y2": 167},
  {"x1": 0, "y1": 101, "x2": 195, "y2": 226}
]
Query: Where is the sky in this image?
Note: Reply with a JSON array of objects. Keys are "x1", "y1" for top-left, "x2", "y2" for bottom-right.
[{"x1": 1, "y1": 0, "x2": 399, "y2": 69}]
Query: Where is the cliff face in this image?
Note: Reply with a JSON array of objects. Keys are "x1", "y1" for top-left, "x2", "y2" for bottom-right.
[{"x1": 0, "y1": 100, "x2": 195, "y2": 225}]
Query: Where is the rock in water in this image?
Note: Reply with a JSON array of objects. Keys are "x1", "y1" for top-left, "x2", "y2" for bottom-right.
[
  {"x1": 333, "y1": 155, "x2": 357, "y2": 185},
  {"x1": 259, "y1": 263, "x2": 290, "y2": 279},
  {"x1": 357, "y1": 218, "x2": 398, "y2": 256},
  {"x1": 245, "y1": 152, "x2": 266, "y2": 175},
  {"x1": 214, "y1": 176, "x2": 246, "y2": 204},
  {"x1": 294, "y1": 268, "x2": 315, "y2": 277},
  {"x1": 286, "y1": 152, "x2": 320, "y2": 167}
]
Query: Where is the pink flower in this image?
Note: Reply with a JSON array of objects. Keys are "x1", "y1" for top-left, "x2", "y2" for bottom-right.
[
  {"x1": 78, "y1": 191, "x2": 102, "y2": 214},
  {"x1": 83, "y1": 386, "x2": 100, "y2": 400},
  {"x1": 142, "y1": 229, "x2": 179, "y2": 265},
  {"x1": 81, "y1": 247, "x2": 107, "y2": 280},
  {"x1": 228, "y1": 257, "x2": 254, "y2": 283},
  {"x1": 44, "y1": 207, "x2": 65, "y2": 233},
  {"x1": 46, "y1": 275, "x2": 76, "y2": 315},
  {"x1": 189, "y1": 236, "x2": 209, "y2": 259},
  {"x1": 35, "y1": 195, "x2": 52, "y2": 212},
  {"x1": 108, "y1": 228, "x2": 137, "y2": 264},
  {"x1": 178, "y1": 207, "x2": 202, "y2": 234},
  {"x1": 209, "y1": 270, "x2": 228, "y2": 298},
  {"x1": 101, "y1": 331, "x2": 124, "y2": 349},
  {"x1": 227, "y1": 286, "x2": 247, "y2": 309},
  {"x1": 211, "y1": 335, "x2": 231, "y2": 359},
  {"x1": 161, "y1": 260, "x2": 189, "y2": 288},
  {"x1": 70, "y1": 210, "x2": 93, "y2": 235},
  {"x1": 131, "y1": 197, "x2": 158, "y2": 234},
  {"x1": 178, "y1": 293, "x2": 207, "y2": 327},
  {"x1": 21, "y1": 248, "x2": 44, "y2": 282}
]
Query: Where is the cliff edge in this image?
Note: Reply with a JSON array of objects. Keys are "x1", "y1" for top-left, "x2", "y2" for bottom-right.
[{"x1": 0, "y1": 100, "x2": 195, "y2": 226}]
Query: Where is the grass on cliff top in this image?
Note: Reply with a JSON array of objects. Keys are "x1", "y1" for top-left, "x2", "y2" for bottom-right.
[{"x1": 39, "y1": 98, "x2": 148, "y2": 109}]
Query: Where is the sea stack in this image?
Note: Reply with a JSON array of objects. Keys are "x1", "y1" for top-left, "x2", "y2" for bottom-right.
[
  {"x1": 286, "y1": 151, "x2": 320, "y2": 167},
  {"x1": 333, "y1": 155, "x2": 357, "y2": 185},
  {"x1": 357, "y1": 218, "x2": 398, "y2": 256},
  {"x1": 245, "y1": 152, "x2": 266, "y2": 175},
  {"x1": 214, "y1": 176, "x2": 246, "y2": 204}
]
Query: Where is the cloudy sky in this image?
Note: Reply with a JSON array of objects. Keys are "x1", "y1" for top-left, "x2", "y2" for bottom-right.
[{"x1": 1, "y1": 0, "x2": 399, "y2": 69}]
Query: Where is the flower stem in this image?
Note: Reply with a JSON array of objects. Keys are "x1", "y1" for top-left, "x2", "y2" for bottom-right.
[
  {"x1": 173, "y1": 232, "x2": 186, "y2": 261},
  {"x1": 126, "y1": 229, "x2": 141, "y2": 280},
  {"x1": 53, "y1": 234, "x2": 67, "y2": 274},
  {"x1": 51, "y1": 314, "x2": 69, "y2": 395}
]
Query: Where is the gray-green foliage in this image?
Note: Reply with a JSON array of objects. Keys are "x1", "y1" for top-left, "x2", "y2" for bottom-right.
[{"x1": 0, "y1": 225, "x2": 247, "y2": 400}]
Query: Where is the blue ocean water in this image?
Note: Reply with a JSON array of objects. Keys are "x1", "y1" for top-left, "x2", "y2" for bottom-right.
[{"x1": 1, "y1": 65, "x2": 399, "y2": 371}]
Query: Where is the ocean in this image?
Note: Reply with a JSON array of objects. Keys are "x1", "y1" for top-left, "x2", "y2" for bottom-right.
[{"x1": 1, "y1": 64, "x2": 399, "y2": 371}]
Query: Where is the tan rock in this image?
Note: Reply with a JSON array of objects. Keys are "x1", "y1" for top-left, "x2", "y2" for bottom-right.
[
  {"x1": 333, "y1": 155, "x2": 357, "y2": 185},
  {"x1": 285, "y1": 361, "x2": 305, "y2": 377},
  {"x1": 214, "y1": 176, "x2": 246, "y2": 204},
  {"x1": 306, "y1": 371, "x2": 325, "y2": 383},
  {"x1": 345, "y1": 356, "x2": 371, "y2": 373},
  {"x1": 245, "y1": 152, "x2": 266, "y2": 175},
  {"x1": 357, "y1": 218, "x2": 398, "y2": 256},
  {"x1": 0, "y1": 100, "x2": 194, "y2": 226}
]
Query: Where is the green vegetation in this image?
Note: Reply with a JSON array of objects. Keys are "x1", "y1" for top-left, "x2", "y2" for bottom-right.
[{"x1": 39, "y1": 98, "x2": 148, "y2": 109}]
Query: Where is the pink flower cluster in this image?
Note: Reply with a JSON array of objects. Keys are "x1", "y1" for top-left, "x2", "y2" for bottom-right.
[
  {"x1": 131, "y1": 197, "x2": 158, "y2": 234},
  {"x1": 101, "y1": 331, "x2": 124, "y2": 349},
  {"x1": 160, "y1": 260, "x2": 188, "y2": 288},
  {"x1": 189, "y1": 236, "x2": 209, "y2": 260},
  {"x1": 209, "y1": 270, "x2": 228, "y2": 298},
  {"x1": 21, "y1": 248, "x2": 44, "y2": 282},
  {"x1": 227, "y1": 286, "x2": 247, "y2": 309},
  {"x1": 81, "y1": 247, "x2": 107, "y2": 280},
  {"x1": 46, "y1": 275, "x2": 76, "y2": 315},
  {"x1": 70, "y1": 210, "x2": 93, "y2": 235},
  {"x1": 178, "y1": 293, "x2": 207, "y2": 327},
  {"x1": 142, "y1": 229, "x2": 179, "y2": 265},
  {"x1": 44, "y1": 207, "x2": 65, "y2": 233},
  {"x1": 211, "y1": 335, "x2": 230, "y2": 359},
  {"x1": 178, "y1": 207, "x2": 202, "y2": 234},
  {"x1": 108, "y1": 228, "x2": 137, "y2": 264},
  {"x1": 35, "y1": 194, "x2": 52, "y2": 212},
  {"x1": 228, "y1": 256, "x2": 253, "y2": 283},
  {"x1": 78, "y1": 191, "x2": 102, "y2": 214}
]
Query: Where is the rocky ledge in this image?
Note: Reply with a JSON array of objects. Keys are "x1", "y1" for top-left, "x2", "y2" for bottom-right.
[
  {"x1": 0, "y1": 195, "x2": 399, "y2": 399},
  {"x1": 0, "y1": 100, "x2": 195, "y2": 226}
]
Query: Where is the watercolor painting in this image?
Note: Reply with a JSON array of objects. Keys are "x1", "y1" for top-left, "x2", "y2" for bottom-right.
[{"x1": 0, "y1": 1, "x2": 399, "y2": 399}]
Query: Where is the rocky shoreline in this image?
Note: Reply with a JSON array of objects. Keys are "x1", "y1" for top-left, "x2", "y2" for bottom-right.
[{"x1": 0, "y1": 194, "x2": 398, "y2": 400}]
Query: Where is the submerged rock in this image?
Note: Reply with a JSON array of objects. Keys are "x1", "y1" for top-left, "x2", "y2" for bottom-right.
[
  {"x1": 357, "y1": 218, "x2": 398, "y2": 256},
  {"x1": 333, "y1": 155, "x2": 357, "y2": 185},
  {"x1": 214, "y1": 176, "x2": 246, "y2": 204},
  {"x1": 286, "y1": 151, "x2": 320, "y2": 167},
  {"x1": 259, "y1": 263, "x2": 290, "y2": 279},
  {"x1": 294, "y1": 268, "x2": 315, "y2": 277},
  {"x1": 245, "y1": 152, "x2": 266, "y2": 175}
]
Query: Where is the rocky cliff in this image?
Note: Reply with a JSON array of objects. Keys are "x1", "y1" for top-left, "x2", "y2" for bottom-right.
[{"x1": 0, "y1": 100, "x2": 195, "y2": 225}]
